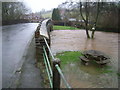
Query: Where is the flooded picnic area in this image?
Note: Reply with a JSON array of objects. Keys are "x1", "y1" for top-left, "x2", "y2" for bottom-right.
[{"x1": 51, "y1": 30, "x2": 119, "y2": 88}]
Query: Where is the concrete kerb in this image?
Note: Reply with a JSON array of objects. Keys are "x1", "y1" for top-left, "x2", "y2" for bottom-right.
[{"x1": 8, "y1": 31, "x2": 35, "y2": 88}]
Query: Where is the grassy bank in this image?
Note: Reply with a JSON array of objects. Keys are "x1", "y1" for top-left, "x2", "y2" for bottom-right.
[
  {"x1": 53, "y1": 25, "x2": 79, "y2": 30},
  {"x1": 55, "y1": 51, "x2": 82, "y2": 65}
]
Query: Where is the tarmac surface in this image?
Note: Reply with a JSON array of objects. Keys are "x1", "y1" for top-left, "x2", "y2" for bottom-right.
[
  {"x1": 18, "y1": 38, "x2": 43, "y2": 88},
  {"x1": 2, "y1": 23, "x2": 39, "y2": 88}
]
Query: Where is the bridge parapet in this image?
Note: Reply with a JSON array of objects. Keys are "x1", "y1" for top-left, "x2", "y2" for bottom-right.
[
  {"x1": 35, "y1": 19, "x2": 52, "y2": 64},
  {"x1": 35, "y1": 19, "x2": 71, "y2": 89},
  {"x1": 39, "y1": 19, "x2": 52, "y2": 39}
]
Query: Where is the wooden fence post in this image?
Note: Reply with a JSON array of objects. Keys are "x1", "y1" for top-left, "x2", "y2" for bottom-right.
[{"x1": 53, "y1": 58, "x2": 60, "y2": 89}]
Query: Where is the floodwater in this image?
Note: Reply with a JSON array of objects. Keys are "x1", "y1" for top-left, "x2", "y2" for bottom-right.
[{"x1": 51, "y1": 30, "x2": 119, "y2": 88}]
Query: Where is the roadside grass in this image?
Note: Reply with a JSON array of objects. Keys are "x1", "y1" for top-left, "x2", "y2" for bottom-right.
[
  {"x1": 53, "y1": 25, "x2": 79, "y2": 30},
  {"x1": 55, "y1": 51, "x2": 113, "y2": 74}
]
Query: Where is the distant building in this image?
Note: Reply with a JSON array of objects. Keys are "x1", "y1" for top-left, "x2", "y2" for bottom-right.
[
  {"x1": 68, "y1": 18, "x2": 76, "y2": 22},
  {"x1": 21, "y1": 13, "x2": 44, "y2": 23}
]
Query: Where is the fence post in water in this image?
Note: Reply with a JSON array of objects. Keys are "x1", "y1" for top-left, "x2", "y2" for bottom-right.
[{"x1": 53, "y1": 58, "x2": 60, "y2": 89}]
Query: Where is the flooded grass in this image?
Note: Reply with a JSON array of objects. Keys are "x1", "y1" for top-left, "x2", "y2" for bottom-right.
[
  {"x1": 55, "y1": 51, "x2": 113, "y2": 75},
  {"x1": 79, "y1": 61, "x2": 113, "y2": 75},
  {"x1": 51, "y1": 30, "x2": 119, "y2": 88},
  {"x1": 55, "y1": 51, "x2": 118, "y2": 88}
]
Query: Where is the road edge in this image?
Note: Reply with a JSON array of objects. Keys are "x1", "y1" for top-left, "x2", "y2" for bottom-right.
[{"x1": 8, "y1": 31, "x2": 35, "y2": 88}]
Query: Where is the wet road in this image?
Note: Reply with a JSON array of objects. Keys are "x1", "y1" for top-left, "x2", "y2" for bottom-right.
[{"x1": 2, "y1": 23, "x2": 38, "y2": 88}]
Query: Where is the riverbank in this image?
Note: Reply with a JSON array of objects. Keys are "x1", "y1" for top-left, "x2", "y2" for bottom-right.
[{"x1": 51, "y1": 30, "x2": 119, "y2": 88}]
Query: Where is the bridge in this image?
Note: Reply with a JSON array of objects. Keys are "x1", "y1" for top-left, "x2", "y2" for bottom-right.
[{"x1": 2, "y1": 19, "x2": 71, "y2": 89}]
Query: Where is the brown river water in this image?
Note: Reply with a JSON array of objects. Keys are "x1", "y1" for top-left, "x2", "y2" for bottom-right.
[{"x1": 50, "y1": 30, "x2": 119, "y2": 88}]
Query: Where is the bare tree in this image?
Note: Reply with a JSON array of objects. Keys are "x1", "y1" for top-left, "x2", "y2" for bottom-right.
[
  {"x1": 79, "y1": 0, "x2": 100, "y2": 38},
  {"x1": 2, "y1": 2, "x2": 29, "y2": 21},
  {"x1": 79, "y1": 1, "x2": 90, "y2": 38},
  {"x1": 58, "y1": 0, "x2": 119, "y2": 34},
  {"x1": 91, "y1": 1, "x2": 100, "y2": 38}
]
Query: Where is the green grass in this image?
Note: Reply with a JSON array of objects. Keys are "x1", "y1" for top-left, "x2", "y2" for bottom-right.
[
  {"x1": 55, "y1": 51, "x2": 113, "y2": 74},
  {"x1": 55, "y1": 51, "x2": 82, "y2": 65},
  {"x1": 53, "y1": 25, "x2": 79, "y2": 30}
]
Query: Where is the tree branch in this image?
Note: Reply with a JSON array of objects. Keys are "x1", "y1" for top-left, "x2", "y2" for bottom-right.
[{"x1": 79, "y1": 1, "x2": 86, "y2": 22}]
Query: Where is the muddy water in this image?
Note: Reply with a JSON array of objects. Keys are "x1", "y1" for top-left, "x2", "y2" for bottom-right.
[{"x1": 51, "y1": 30, "x2": 119, "y2": 88}]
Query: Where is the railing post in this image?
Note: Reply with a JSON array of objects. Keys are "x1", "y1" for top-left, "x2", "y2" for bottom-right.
[{"x1": 53, "y1": 58, "x2": 61, "y2": 89}]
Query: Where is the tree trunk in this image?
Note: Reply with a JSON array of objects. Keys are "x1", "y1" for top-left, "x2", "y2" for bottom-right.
[
  {"x1": 85, "y1": 2, "x2": 90, "y2": 38},
  {"x1": 91, "y1": 2, "x2": 100, "y2": 38},
  {"x1": 79, "y1": 1, "x2": 90, "y2": 38},
  {"x1": 85, "y1": 22, "x2": 90, "y2": 38},
  {"x1": 91, "y1": 29, "x2": 95, "y2": 38}
]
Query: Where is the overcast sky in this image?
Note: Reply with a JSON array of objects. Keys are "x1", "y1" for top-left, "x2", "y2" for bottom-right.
[
  {"x1": 1, "y1": 0, "x2": 118, "y2": 13},
  {"x1": 23, "y1": 0, "x2": 68, "y2": 12},
  {"x1": 22, "y1": 0, "x2": 119, "y2": 13}
]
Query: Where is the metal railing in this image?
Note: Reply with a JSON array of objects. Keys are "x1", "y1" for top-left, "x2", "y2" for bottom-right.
[
  {"x1": 43, "y1": 37, "x2": 71, "y2": 88},
  {"x1": 37, "y1": 19, "x2": 71, "y2": 88},
  {"x1": 43, "y1": 46, "x2": 53, "y2": 88},
  {"x1": 55, "y1": 64, "x2": 71, "y2": 88}
]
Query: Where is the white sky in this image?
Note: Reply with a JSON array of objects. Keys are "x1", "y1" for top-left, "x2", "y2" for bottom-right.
[
  {"x1": 1, "y1": 0, "x2": 118, "y2": 13},
  {"x1": 21, "y1": 0, "x2": 119, "y2": 12},
  {"x1": 23, "y1": 0, "x2": 68, "y2": 12}
]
